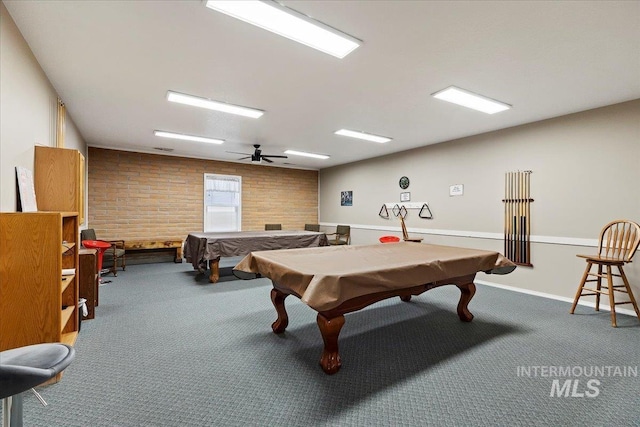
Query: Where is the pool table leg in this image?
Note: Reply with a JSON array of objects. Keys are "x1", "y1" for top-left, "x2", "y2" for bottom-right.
[
  {"x1": 317, "y1": 313, "x2": 345, "y2": 375},
  {"x1": 270, "y1": 288, "x2": 289, "y2": 333},
  {"x1": 456, "y1": 282, "x2": 476, "y2": 322},
  {"x1": 208, "y1": 257, "x2": 220, "y2": 283}
]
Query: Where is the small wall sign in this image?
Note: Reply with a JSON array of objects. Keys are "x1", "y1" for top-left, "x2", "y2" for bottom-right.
[
  {"x1": 449, "y1": 184, "x2": 464, "y2": 196},
  {"x1": 400, "y1": 192, "x2": 411, "y2": 202}
]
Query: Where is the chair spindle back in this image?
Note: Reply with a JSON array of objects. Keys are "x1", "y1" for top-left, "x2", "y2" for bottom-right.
[{"x1": 597, "y1": 220, "x2": 640, "y2": 262}]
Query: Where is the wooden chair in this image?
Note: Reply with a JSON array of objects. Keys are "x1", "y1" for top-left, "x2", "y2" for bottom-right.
[
  {"x1": 400, "y1": 216, "x2": 423, "y2": 242},
  {"x1": 570, "y1": 220, "x2": 640, "y2": 327},
  {"x1": 328, "y1": 225, "x2": 351, "y2": 245},
  {"x1": 304, "y1": 224, "x2": 320, "y2": 232},
  {"x1": 80, "y1": 228, "x2": 126, "y2": 276},
  {"x1": 265, "y1": 224, "x2": 282, "y2": 230}
]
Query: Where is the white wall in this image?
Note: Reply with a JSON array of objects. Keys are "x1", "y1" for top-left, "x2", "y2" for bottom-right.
[
  {"x1": 319, "y1": 100, "x2": 640, "y2": 304},
  {"x1": 0, "y1": 1, "x2": 86, "y2": 213}
]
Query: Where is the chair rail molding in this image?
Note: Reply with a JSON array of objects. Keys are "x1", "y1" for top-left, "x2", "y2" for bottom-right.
[{"x1": 319, "y1": 222, "x2": 603, "y2": 248}]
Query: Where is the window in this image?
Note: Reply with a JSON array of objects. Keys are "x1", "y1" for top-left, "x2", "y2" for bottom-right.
[{"x1": 204, "y1": 174, "x2": 241, "y2": 232}]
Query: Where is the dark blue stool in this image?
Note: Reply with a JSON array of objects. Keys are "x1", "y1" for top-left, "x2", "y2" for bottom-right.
[{"x1": 1, "y1": 343, "x2": 75, "y2": 427}]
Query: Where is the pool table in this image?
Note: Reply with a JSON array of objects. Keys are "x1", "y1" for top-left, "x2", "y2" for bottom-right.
[
  {"x1": 184, "y1": 230, "x2": 328, "y2": 282},
  {"x1": 234, "y1": 242, "x2": 516, "y2": 374}
]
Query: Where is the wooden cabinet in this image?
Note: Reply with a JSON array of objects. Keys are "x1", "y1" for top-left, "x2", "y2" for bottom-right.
[
  {"x1": 34, "y1": 146, "x2": 85, "y2": 224},
  {"x1": 0, "y1": 212, "x2": 79, "y2": 354},
  {"x1": 79, "y1": 248, "x2": 98, "y2": 319}
]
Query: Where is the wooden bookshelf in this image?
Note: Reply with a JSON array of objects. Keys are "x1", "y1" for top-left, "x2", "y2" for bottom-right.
[
  {"x1": 0, "y1": 212, "x2": 79, "y2": 367},
  {"x1": 34, "y1": 146, "x2": 85, "y2": 224}
]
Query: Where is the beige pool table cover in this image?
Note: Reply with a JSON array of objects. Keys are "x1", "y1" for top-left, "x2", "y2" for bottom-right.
[{"x1": 235, "y1": 242, "x2": 516, "y2": 311}]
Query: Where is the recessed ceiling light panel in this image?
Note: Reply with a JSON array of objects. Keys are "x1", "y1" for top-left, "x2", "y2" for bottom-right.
[
  {"x1": 284, "y1": 150, "x2": 330, "y2": 159},
  {"x1": 205, "y1": 0, "x2": 361, "y2": 59},
  {"x1": 334, "y1": 129, "x2": 392, "y2": 143},
  {"x1": 432, "y1": 86, "x2": 511, "y2": 114},
  {"x1": 167, "y1": 91, "x2": 264, "y2": 118},
  {"x1": 154, "y1": 130, "x2": 224, "y2": 145}
]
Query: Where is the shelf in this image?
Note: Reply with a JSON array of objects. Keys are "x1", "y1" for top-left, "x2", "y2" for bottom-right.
[
  {"x1": 60, "y1": 331, "x2": 78, "y2": 347},
  {"x1": 1, "y1": 211, "x2": 79, "y2": 355},
  {"x1": 61, "y1": 305, "x2": 75, "y2": 331},
  {"x1": 61, "y1": 274, "x2": 75, "y2": 292}
]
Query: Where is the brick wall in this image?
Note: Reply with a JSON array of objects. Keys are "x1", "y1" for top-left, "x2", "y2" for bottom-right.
[{"x1": 87, "y1": 148, "x2": 318, "y2": 241}]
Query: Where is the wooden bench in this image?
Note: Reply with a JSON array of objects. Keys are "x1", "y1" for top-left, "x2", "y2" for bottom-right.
[{"x1": 125, "y1": 239, "x2": 183, "y2": 263}]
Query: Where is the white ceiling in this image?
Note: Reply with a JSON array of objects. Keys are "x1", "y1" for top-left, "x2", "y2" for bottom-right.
[{"x1": 5, "y1": 0, "x2": 640, "y2": 170}]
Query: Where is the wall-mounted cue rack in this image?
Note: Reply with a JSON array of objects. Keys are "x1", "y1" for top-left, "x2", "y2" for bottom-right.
[{"x1": 502, "y1": 171, "x2": 533, "y2": 266}]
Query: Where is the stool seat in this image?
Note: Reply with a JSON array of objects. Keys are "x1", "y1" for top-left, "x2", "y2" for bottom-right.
[
  {"x1": 1, "y1": 343, "x2": 75, "y2": 427},
  {"x1": 1, "y1": 343, "x2": 75, "y2": 399}
]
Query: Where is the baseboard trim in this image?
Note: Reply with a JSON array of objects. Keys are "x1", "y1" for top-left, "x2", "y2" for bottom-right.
[{"x1": 475, "y1": 279, "x2": 638, "y2": 317}]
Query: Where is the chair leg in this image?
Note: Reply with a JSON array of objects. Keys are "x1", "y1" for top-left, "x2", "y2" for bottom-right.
[
  {"x1": 606, "y1": 265, "x2": 617, "y2": 327},
  {"x1": 570, "y1": 261, "x2": 592, "y2": 314},
  {"x1": 595, "y1": 264, "x2": 602, "y2": 311},
  {"x1": 112, "y1": 254, "x2": 118, "y2": 277},
  {"x1": 618, "y1": 265, "x2": 640, "y2": 321}
]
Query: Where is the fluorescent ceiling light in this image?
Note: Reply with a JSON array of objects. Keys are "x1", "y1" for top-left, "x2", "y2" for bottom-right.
[
  {"x1": 154, "y1": 130, "x2": 224, "y2": 145},
  {"x1": 432, "y1": 86, "x2": 511, "y2": 114},
  {"x1": 167, "y1": 91, "x2": 264, "y2": 118},
  {"x1": 205, "y1": 0, "x2": 361, "y2": 59},
  {"x1": 284, "y1": 149, "x2": 330, "y2": 159},
  {"x1": 334, "y1": 129, "x2": 392, "y2": 143}
]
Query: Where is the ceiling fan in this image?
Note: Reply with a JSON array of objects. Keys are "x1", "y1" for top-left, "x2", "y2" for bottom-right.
[{"x1": 227, "y1": 144, "x2": 288, "y2": 164}]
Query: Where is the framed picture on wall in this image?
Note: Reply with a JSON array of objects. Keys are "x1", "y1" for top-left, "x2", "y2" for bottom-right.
[
  {"x1": 400, "y1": 192, "x2": 410, "y2": 202},
  {"x1": 341, "y1": 191, "x2": 353, "y2": 206}
]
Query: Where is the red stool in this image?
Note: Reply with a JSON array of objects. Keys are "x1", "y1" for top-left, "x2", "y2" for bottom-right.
[
  {"x1": 379, "y1": 235, "x2": 401, "y2": 243},
  {"x1": 82, "y1": 240, "x2": 112, "y2": 283}
]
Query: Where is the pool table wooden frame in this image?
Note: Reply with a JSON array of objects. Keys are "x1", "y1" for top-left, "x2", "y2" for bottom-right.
[{"x1": 269, "y1": 273, "x2": 476, "y2": 375}]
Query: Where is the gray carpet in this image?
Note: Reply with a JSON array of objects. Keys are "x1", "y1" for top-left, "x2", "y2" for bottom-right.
[{"x1": 3, "y1": 261, "x2": 640, "y2": 426}]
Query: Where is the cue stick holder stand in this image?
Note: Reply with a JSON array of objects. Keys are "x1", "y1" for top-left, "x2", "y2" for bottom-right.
[
  {"x1": 502, "y1": 170, "x2": 534, "y2": 266},
  {"x1": 380, "y1": 203, "x2": 432, "y2": 219}
]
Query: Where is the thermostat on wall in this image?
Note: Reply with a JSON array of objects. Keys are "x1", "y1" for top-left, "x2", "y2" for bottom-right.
[{"x1": 449, "y1": 184, "x2": 464, "y2": 196}]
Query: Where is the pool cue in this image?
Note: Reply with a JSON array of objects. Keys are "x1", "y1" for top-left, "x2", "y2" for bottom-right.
[
  {"x1": 506, "y1": 172, "x2": 511, "y2": 260},
  {"x1": 504, "y1": 172, "x2": 508, "y2": 257},
  {"x1": 520, "y1": 172, "x2": 528, "y2": 264},
  {"x1": 516, "y1": 171, "x2": 521, "y2": 263},
  {"x1": 513, "y1": 171, "x2": 520, "y2": 262},
  {"x1": 516, "y1": 171, "x2": 522, "y2": 263},
  {"x1": 512, "y1": 171, "x2": 517, "y2": 261},
  {"x1": 512, "y1": 171, "x2": 517, "y2": 262},
  {"x1": 520, "y1": 170, "x2": 526, "y2": 264},
  {"x1": 510, "y1": 171, "x2": 516, "y2": 261},
  {"x1": 526, "y1": 171, "x2": 531, "y2": 264}
]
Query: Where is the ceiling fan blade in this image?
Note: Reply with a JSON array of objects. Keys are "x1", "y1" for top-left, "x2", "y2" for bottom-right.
[
  {"x1": 262, "y1": 157, "x2": 273, "y2": 163},
  {"x1": 237, "y1": 156, "x2": 251, "y2": 160},
  {"x1": 262, "y1": 155, "x2": 288, "y2": 159},
  {"x1": 226, "y1": 151, "x2": 252, "y2": 155}
]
